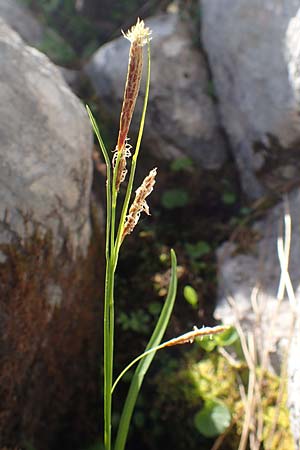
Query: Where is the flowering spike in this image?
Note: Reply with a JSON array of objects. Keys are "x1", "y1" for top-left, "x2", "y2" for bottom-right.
[
  {"x1": 163, "y1": 325, "x2": 229, "y2": 348},
  {"x1": 122, "y1": 18, "x2": 151, "y2": 46},
  {"x1": 122, "y1": 168, "x2": 157, "y2": 240},
  {"x1": 116, "y1": 19, "x2": 151, "y2": 155},
  {"x1": 113, "y1": 140, "x2": 132, "y2": 191}
]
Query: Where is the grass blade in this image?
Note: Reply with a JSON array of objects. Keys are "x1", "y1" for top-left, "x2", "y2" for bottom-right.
[
  {"x1": 86, "y1": 105, "x2": 111, "y2": 169},
  {"x1": 114, "y1": 249, "x2": 178, "y2": 450}
]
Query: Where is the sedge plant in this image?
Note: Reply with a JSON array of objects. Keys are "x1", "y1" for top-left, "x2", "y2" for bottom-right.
[{"x1": 87, "y1": 18, "x2": 227, "y2": 450}]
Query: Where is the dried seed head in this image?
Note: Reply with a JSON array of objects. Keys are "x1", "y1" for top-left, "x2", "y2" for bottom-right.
[
  {"x1": 122, "y1": 168, "x2": 157, "y2": 240},
  {"x1": 163, "y1": 325, "x2": 230, "y2": 348},
  {"x1": 116, "y1": 19, "x2": 151, "y2": 153}
]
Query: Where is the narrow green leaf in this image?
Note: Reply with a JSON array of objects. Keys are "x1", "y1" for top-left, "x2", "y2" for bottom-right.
[
  {"x1": 86, "y1": 105, "x2": 111, "y2": 170},
  {"x1": 86, "y1": 104, "x2": 112, "y2": 263},
  {"x1": 114, "y1": 249, "x2": 178, "y2": 450}
]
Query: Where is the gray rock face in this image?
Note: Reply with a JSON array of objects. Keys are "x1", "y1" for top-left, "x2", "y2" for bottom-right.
[
  {"x1": 201, "y1": 0, "x2": 300, "y2": 197},
  {"x1": 85, "y1": 12, "x2": 227, "y2": 170},
  {"x1": 0, "y1": 19, "x2": 93, "y2": 257},
  {"x1": 0, "y1": 0, "x2": 44, "y2": 46},
  {"x1": 0, "y1": 21, "x2": 101, "y2": 448},
  {"x1": 216, "y1": 190, "x2": 300, "y2": 447},
  {"x1": 216, "y1": 195, "x2": 300, "y2": 354}
]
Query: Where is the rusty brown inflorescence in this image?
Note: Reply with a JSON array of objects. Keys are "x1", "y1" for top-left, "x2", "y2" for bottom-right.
[
  {"x1": 114, "y1": 18, "x2": 151, "y2": 191},
  {"x1": 122, "y1": 167, "x2": 157, "y2": 241}
]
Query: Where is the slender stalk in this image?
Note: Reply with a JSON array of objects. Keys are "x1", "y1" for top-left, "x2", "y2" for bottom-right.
[
  {"x1": 105, "y1": 155, "x2": 123, "y2": 450},
  {"x1": 85, "y1": 106, "x2": 113, "y2": 450},
  {"x1": 112, "y1": 324, "x2": 228, "y2": 394},
  {"x1": 104, "y1": 266, "x2": 112, "y2": 450}
]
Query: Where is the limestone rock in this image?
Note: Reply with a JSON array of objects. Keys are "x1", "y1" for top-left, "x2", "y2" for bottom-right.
[
  {"x1": 215, "y1": 189, "x2": 300, "y2": 447},
  {"x1": 216, "y1": 191, "x2": 300, "y2": 359},
  {"x1": 0, "y1": 20, "x2": 101, "y2": 449},
  {"x1": 201, "y1": 0, "x2": 300, "y2": 197},
  {"x1": 84, "y1": 12, "x2": 227, "y2": 170},
  {"x1": 0, "y1": 18, "x2": 92, "y2": 257}
]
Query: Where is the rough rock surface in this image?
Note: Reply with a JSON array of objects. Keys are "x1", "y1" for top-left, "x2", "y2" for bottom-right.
[
  {"x1": 0, "y1": 18, "x2": 92, "y2": 258},
  {"x1": 215, "y1": 189, "x2": 300, "y2": 447},
  {"x1": 0, "y1": 0, "x2": 44, "y2": 46},
  {"x1": 85, "y1": 12, "x2": 227, "y2": 170},
  {"x1": 0, "y1": 20, "x2": 101, "y2": 449},
  {"x1": 201, "y1": 0, "x2": 300, "y2": 197}
]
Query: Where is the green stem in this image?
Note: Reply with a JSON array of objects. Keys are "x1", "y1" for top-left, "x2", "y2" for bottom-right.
[
  {"x1": 105, "y1": 156, "x2": 123, "y2": 450},
  {"x1": 104, "y1": 264, "x2": 112, "y2": 450},
  {"x1": 104, "y1": 257, "x2": 116, "y2": 450}
]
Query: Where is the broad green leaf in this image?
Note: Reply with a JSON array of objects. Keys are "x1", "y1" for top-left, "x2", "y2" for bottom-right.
[{"x1": 194, "y1": 400, "x2": 231, "y2": 437}]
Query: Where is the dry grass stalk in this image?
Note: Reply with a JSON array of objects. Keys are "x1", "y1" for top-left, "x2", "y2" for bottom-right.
[
  {"x1": 122, "y1": 167, "x2": 157, "y2": 240},
  {"x1": 224, "y1": 198, "x2": 297, "y2": 450},
  {"x1": 163, "y1": 325, "x2": 229, "y2": 348},
  {"x1": 264, "y1": 201, "x2": 297, "y2": 449}
]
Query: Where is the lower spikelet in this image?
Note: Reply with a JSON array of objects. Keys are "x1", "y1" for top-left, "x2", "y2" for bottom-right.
[
  {"x1": 122, "y1": 168, "x2": 157, "y2": 240},
  {"x1": 163, "y1": 325, "x2": 229, "y2": 347},
  {"x1": 113, "y1": 141, "x2": 132, "y2": 191}
]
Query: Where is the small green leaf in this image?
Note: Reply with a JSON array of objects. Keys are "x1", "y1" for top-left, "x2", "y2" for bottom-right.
[
  {"x1": 240, "y1": 207, "x2": 252, "y2": 216},
  {"x1": 183, "y1": 285, "x2": 198, "y2": 309},
  {"x1": 148, "y1": 302, "x2": 162, "y2": 316},
  {"x1": 222, "y1": 192, "x2": 236, "y2": 205},
  {"x1": 185, "y1": 241, "x2": 211, "y2": 260},
  {"x1": 161, "y1": 189, "x2": 189, "y2": 209},
  {"x1": 194, "y1": 400, "x2": 231, "y2": 437},
  {"x1": 170, "y1": 157, "x2": 193, "y2": 172},
  {"x1": 197, "y1": 336, "x2": 217, "y2": 352},
  {"x1": 215, "y1": 326, "x2": 239, "y2": 347}
]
